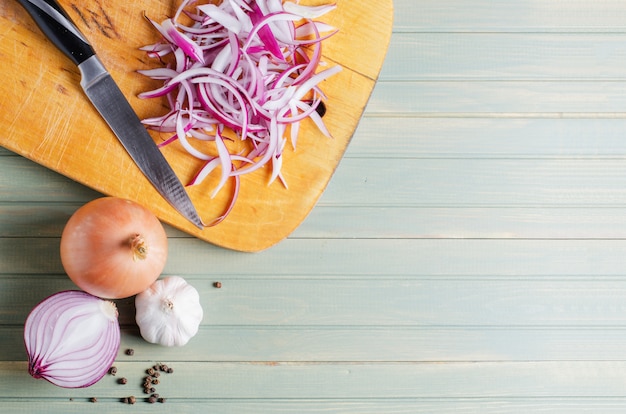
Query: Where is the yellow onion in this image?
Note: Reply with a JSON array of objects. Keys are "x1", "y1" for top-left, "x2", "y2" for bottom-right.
[{"x1": 60, "y1": 197, "x2": 168, "y2": 299}]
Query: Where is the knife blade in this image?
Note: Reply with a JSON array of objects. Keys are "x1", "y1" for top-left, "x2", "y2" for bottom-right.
[{"x1": 15, "y1": 0, "x2": 204, "y2": 229}]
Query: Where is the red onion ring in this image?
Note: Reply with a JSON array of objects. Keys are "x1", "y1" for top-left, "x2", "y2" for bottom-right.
[{"x1": 139, "y1": 0, "x2": 340, "y2": 224}]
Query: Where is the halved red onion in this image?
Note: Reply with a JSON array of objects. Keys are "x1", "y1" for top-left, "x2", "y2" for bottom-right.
[
  {"x1": 139, "y1": 0, "x2": 340, "y2": 224},
  {"x1": 24, "y1": 290, "x2": 121, "y2": 388}
]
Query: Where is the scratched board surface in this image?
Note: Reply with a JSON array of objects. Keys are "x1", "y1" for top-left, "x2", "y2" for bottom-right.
[{"x1": 0, "y1": 0, "x2": 393, "y2": 252}]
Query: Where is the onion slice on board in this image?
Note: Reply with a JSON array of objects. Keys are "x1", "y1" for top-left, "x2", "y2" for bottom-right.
[{"x1": 139, "y1": 0, "x2": 340, "y2": 223}]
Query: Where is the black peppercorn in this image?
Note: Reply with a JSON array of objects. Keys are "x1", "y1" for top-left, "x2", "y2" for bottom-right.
[
  {"x1": 214, "y1": 281, "x2": 222, "y2": 288},
  {"x1": 90, "y1": 397, "x2": 97, "y2": 403},
  {"x1": 122, "y1": 397, "x2": 129, "y2": 404},
  {"x1": 152, "y1": 378, "x2": 160, "y2": 385},
  {"x1": 158, "y1": 397, "x2": 166, "y2": 403},
  {"x1": 125, "y1": 348, "x2": 134, "y2": 356},
  {"x1": 118, "y1": 377, "x2": 127, "y2": 385},
  {"x1": 147, "y1": 368, "x2": 155, "y2": 376},
  {"x1": 108, "y1": 366, "x2": 117, "y2": 376},
  {"x1": 153, "y1": 371, "x2": 160, "y2": 378},
  {"x1": 167, "y1": 367, "x2": 174, "y2": 374},
  {"x1": 148, "y1": 396, "x2": 157, "y2": 403}
]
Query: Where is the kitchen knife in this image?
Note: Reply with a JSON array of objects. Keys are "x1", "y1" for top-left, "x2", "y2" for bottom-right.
[{"x1": 15, "y1": 0, "x2": 205, "y2": 229}]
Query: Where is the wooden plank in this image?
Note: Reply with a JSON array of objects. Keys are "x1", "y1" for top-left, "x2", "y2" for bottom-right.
[
  {"x1": 349, "y1": 117, "x2": 626, "y2": 158},
  {"x1": 8, "y1": 276, "x2": 626, "y2": 326},
  {"x1": 8, "y1": 238, "x2": 626, "y2": 278},
  {"x1": 14, "y1": 155, "x2": 626, "y2": 208},
  {"x1": 9, "y1": 399, "x2": 626, "y2": 414},
  {"x1": 0, "y1": 202, "x2": 189, "y2": 238},
  {"x1": 393, "y1": 0, "x2": 626, "y2": 32},
  {"x1": 109, "y1": 278, "x2": 626, "y2": 326},
  {"x1": 9, "y1": 361, "x2": 626, "y2": 399},
  {"x1": 12, "y1": 116, "x2": 626, "y2": 159},
  {"x1": 9, "y1": 326, "x2": 626, "y2": 362},
  {"x1": 323, "y1": 158, "x2": 626, "y2": 207},
  {"x1": 296, "y1": 206, "x2": 626, "y2": 240},
  {"x1": 367, "y1": 81, "x2": 626, "y2": 115},
  {"x1": 0, "y1": 156, "x2": 100, "y2": 203},
  {"x1": 9, "y1": 202, "x2": 626, "y2": 241},
  {"x1": 383, "y1": 33, "x2": 626, "y2": 81},
  {"x1": 162, "y1": 239, "x2": 626, "y2": 278},
  {"x1": 13, "y1": 114, "x2": 618, "y2": 160}
]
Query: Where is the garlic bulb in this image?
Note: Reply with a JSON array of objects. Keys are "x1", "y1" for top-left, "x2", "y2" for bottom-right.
[{"x1": 135, "y1": 276, "x2": 203, "y2": 346}]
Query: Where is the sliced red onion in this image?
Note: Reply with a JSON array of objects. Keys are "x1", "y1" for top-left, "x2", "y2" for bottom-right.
[
  {"x1": 139, "y1": 0, "x2": 340, "y2": 224},
  {"x1": 24, "y1": 290, "x2": 121, "y2": 388},
  {"x1": 283, "y1": 1, "x2": 337, "y2": 19}
]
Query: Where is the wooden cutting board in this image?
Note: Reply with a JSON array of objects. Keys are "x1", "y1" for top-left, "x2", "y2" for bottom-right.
[{"x1": 0, "y1": 0, "x2": 393, "y2": 252}]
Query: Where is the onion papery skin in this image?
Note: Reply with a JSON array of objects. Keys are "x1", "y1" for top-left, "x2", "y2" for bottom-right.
[
  {"x1": 24, "y1": 290, "x2": 121, "y2": 388},
  {"x1": 60, "y1": 197, "x2": 168, "y2": 299}
]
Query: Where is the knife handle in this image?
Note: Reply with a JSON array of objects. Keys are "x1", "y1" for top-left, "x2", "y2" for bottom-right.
[{"x1": 16, "y1": 0, "x2": 95, "y2": 66}]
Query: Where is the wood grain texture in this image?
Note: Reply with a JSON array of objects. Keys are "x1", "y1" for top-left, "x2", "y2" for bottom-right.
[
  {"x1": 393, "y1": 0, "x2": 626, "y2": 32},
  {"x1": 0, "y1": 0, "x2": 393, "y2": 252},
  {"x1": 5, "y1": 0, "x2": 626, "y2": 412}
]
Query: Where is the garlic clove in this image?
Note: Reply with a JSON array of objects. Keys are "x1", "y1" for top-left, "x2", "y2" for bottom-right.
[{"x1": 135, "y1": 276, "x2": 203, "y2": 347}]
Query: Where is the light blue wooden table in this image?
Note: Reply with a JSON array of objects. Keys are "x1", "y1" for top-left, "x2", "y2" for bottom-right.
[{"x1": 5, "y1": 0, "x2": 626, "y2": 412}]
